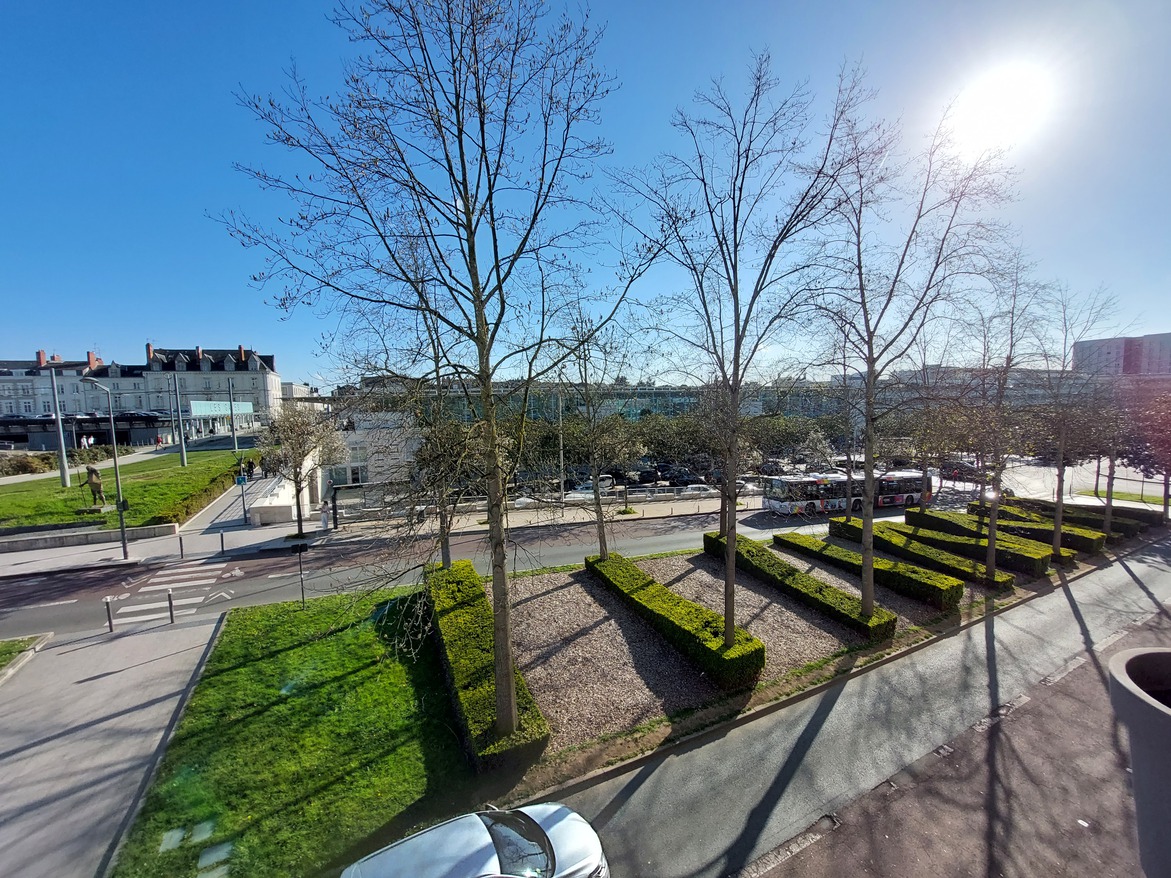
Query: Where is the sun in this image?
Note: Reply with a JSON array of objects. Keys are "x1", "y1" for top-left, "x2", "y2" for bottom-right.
[{"x1": 948, "y1": 61, "x2": 1055, "y2": 159}]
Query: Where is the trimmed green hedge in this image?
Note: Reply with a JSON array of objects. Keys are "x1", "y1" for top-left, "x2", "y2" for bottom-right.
[
  {"x1": 881, "y1": 520, "x2": 1057, "y2": 577},
  {"x1": 773, "y1": 531, "x2": 964, "y2": 611},
  {"x1": 425, "y1": 561, "x2": 550, "y2": 773},
  {"x1": 827, "y1": 517, "x2": 1015, "y2": 590},
  {"x1": 968, "y1": 501, "x2": 1142, "y2": 542},
  {"x1": 704, "y1": 532, "x2": 897, "y2": 641},
  {"x1": 585, "y1": 553, "x2": 764, "y2": 690},
  {"x1": 905, "y1": 508, "x2": 1104, "y2": 556},
  {"x1": 1009, "y1": 499, "x2": 1153, "y2": 535}
]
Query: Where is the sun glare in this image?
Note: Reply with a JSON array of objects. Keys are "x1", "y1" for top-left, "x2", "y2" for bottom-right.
[{"x1": 949, "y1": 61, "x2": 1055, "y2": 159}]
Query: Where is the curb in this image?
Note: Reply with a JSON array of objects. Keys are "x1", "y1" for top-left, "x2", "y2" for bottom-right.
[
  {"x1": 513, "y1": 530, "x2": 1170, "y2": 808},
  {"x1": 0, "y1": 630, "x2": 54, "y2": 688}
]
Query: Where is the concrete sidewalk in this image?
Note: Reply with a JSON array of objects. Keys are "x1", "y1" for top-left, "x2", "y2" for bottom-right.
[
  {"x1": 754, "y1": 606, "x2": 1170, "y2": 878},
  {"x1": 0, "y1": 616, "x2": 222, "y2": 878}
]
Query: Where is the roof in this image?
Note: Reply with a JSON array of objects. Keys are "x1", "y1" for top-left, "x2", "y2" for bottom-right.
[{"x1": 148, "y1": 348, "x2": 277, "y2": 373}]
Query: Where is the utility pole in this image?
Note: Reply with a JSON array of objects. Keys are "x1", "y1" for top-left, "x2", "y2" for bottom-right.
[
  {"x1": 558, "y1": 377, "x2": 566, "y2": 503},
  {"x1": 172, "y1": 372, "x2": 188, "y2": 466},
  {"x1": 49, "y1": 368, "x2": 70, "y2": 487},
  {"x1": 227, "y1": 377, "x2": 239, "y2": 455}
]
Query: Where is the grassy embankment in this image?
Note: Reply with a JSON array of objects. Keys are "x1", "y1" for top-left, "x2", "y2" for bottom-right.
[
  {"x1": 110, "y1": 591, "x2": 472, "y2": 878},
  {"x1": 0, "y1": 450, "x2": 255, "y2": 529}
]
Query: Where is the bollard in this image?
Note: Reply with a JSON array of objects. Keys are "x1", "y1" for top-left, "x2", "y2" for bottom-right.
[
  {"x1": 179, "y1": 535, "x2": 185, "y2": 559},
  {"x1": 104, "y1": 596, "x2": 114, "y2": 633},
  {"x1": 220, "y1": 531, "x2": 226, "y2": 555},
  {"x1": 167, "y1": 588, "x2": 175, "y2": 624}
]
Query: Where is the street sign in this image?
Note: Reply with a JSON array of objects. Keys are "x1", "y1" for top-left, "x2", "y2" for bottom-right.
[
  {"x1": 236, "y1": 476, "x2": 247, "y2": 485},
  {"x1": 291, "y1": 543, "x2": 309, "y2": 554}
]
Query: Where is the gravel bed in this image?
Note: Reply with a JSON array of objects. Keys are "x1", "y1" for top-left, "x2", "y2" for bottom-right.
[
  {"x1": 505, "y1": 569, "x2": 719, "y2": 752},
  {"x1": 637, "y1": 553, "x2": 864, "y2": 679}
]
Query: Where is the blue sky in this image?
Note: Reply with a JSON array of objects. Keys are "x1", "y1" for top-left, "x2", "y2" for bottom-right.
[{"x1": 2, "y1": 0, "x2": 1167, "y2": 386}]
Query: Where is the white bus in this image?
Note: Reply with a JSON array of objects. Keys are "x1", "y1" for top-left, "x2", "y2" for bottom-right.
[
  {"x1": 763, "y1": 474, "x2": 858, "y2": 515},
  {"x1": 874, "y1": 470, "x2": 928, "y2": 508},
  {"x1": 764, "y1": 470, "x2": 927, "y2": 515}
]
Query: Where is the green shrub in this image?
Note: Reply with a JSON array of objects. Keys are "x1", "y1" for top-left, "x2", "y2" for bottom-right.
[
  {"x1": 1011, "y1": 498, "x2": 1153, "y2": 534},
  {"x1": 829, "y1": 517, "x2": 1015, "y2": 589},
  {"x1": 775, "y1": 531, "x2": 964, "y2": 611},
  {"x1": 882, "y1": 520, "x2": 1057, "y2": 576},
  {"x1": 704, "y1": 532, "x2": 897, "y2": 641},
  {"x1": 425, "y1": 561, "x2": 549, "y2": 772},
  {"x1": 969, "y1": 501, "x2": 1139, "y2": 542},
  {"x1": 905, "y1": 508, "x2": 1102, "y2": 556},
  {"x1": 585, "y1": 553, "x2": 764, "y2": 690}
]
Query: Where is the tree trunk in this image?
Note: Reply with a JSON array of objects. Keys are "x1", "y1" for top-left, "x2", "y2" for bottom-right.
[
  {"x1": 1103, "y1": 446, "x2": 1116, "y2": 535},
  {"x1": 860, "y1": 382, "x2": 877, "y2": 617},
  {"x1": 985, "y1": 469, "x2": 1002, "y2": 586},
  {"x1": 722, "y1": 393, "x2": 740, "y2": 648},
  {"x1": 481, "y1": 387, "x2": 518, "y2": 738},
  {"x1": 719, "y1": 494, "x2": 729, "y2": 535},
  {"x1": 293, "y1": 472, "x2": 305, "y2": 536},
  {"x1": 591, "y1": 457, "x2": 608, "y2": 561},
  {"x1": 438, "y1": 504, "x2": 452, "y2": 568},
  {"x1": 1163, "y1": 472, "x2": 1169, "y2": 525},
  {"x1": 1052, "y1": 424, "x2": 1066, "y2": 558}
]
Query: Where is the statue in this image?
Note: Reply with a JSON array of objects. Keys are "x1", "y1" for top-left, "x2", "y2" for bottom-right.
[{"x1": 84, "y1": 465, "x2": 106, "y2": 505}]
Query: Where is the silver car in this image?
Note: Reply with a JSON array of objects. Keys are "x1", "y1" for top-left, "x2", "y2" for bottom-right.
[{"x1": 340, "y1": 802, "x2": 609, "y2": 878}]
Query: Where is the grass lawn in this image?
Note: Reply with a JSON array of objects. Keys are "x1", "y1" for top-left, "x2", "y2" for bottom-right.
[
  {"x1": 0, "y1": 451, "x2": 252, "y2": 529},
  {"x1": 0, "y1": 637, "x2": 35, "y2": 672},
  {"x1": 110, "y1": 590, "x2": 473, "y2": 878},
  {"x1": 1077, "y1": 489, "x2": 1165, "y2": 506}
]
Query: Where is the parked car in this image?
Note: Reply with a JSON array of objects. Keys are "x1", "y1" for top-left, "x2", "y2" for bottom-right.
[
  {"x1": 736, "y1": 479, "x2": 762, "y2": 496},
  {"x1": 666, "y1": 468, "x2": 704, "y2": 487},
  {"x1": 340, "y1": 802, "x2": 609, "y2": 878},
  {"x1": 680, "y1": 484, "x2": 719, "y2": 498}
]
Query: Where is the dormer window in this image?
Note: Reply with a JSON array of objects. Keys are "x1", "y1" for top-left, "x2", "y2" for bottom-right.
[{"x1": 200, "y1": 358, "x2": 211, "y2": 372}]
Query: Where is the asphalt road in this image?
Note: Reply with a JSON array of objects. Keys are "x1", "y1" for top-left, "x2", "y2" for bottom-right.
[
  {"x1": 0, "y1": 506, "x2": 828, "y2": 638},
  {"x1": 560, "y1": 537, "x2": 1171, "y2": 878}
]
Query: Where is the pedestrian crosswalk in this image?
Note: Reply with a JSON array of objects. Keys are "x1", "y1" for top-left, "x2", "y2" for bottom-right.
[{"x1": 111, "y1": 562, "x2": 228, "y2": 624}]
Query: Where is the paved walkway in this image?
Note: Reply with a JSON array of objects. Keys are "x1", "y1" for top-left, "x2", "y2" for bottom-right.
[
  {"x1": 757, "y1": 606, "x2": 1169, "y2": 877},
  {"x1": 0, "y1": 616, "x2": 222, "y2": 878}
]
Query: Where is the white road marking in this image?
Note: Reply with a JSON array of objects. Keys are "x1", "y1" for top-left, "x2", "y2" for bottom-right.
[
  {"x1": 148, "y1": 570, "x2": 224, "y2": 582},
  {"x1": 26, "y1": 599, "x2": 79, "y2": 609},
  {"x1": 118, "y1": 596, "x2": 205, "y2": 614},
  {"x1": 140, "y1": 579, "x2": 219, "y2": 592},
  {"x1": 266, "y1": 573, "x2": 295, "y2": 578}
]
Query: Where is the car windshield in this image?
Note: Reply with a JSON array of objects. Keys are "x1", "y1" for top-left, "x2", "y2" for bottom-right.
[{"x1": 477, "y1": 811, "x2": 554, "y2": 878}]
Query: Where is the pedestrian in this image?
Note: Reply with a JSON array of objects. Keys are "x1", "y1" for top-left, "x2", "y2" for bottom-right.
[
  {"x1": 155, "y1": 435, "x2": 163, "y2": 450},
  {"x1": 320, "y1": 500, "x2": 330, "y2": 532},
  {"x1": 246, "y1": 459, "x2": 256, "y2": 480}
]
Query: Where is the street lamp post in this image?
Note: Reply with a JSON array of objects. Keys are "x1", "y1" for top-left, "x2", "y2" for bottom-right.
[
  {"x1": 172, "y1": 372, "x2": 188, "y2": 467},
  {"x1": 80, "y1": 377, "x2": 129, "y2": 560}
]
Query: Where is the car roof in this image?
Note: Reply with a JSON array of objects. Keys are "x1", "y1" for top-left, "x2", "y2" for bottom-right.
[{"x1": 341, "y1": 814, "x2": 499, "y2": 878}]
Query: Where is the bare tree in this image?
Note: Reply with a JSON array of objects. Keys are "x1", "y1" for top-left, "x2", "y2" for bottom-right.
[
  {"x1": 1030, "y1": 285, "x2": 1116, "y2": 555},
  {"x1": 560, "y1": 317, "x2": 640, "y2": 560},
  {"x1": 227, "y1": 0, "x2": 656, "y2": 735},
  {"x1": 257, "y1": 404, "x2": 348, "y2": 537},
  {"x1": 816, "y1": 109, "x2": 1010, "y2": 615},
  {"x1": 617, "y1": 55, "x2": 867, "y2": 647},
  {"x1": 962, "y1": 249, "x2": 1048, "y2": 582}
]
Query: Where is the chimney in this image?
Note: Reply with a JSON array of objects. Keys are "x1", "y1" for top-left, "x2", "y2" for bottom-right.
[
  {"x1": 87, "y1": 351, "x2": 99, "y2": 369},
  {"x1": 196, "y1": 346, "x2": 203, "y2": 361},
  {"x1": 239, "y1": 344, "x2": 246, "y2": 362},
  {"x1": 36, "y1": 349, "x2": 46, "y2": 367},
  {"x1": 51, "y1": 354, "x2": 62, "y2": 363},
  {"x1": 146, "y1": 342, "x2": 154, "y2": 361}
]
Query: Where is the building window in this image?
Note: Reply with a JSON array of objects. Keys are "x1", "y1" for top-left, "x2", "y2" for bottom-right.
[
  {"x1": 203, "y1": 379, "x2": 212, "y2": 390},
  {"x1": 22, "y1": 400, "x2": 33, "y2": 413},
  {"x1": 112, "y1": 382, "x2": 120, "y2": 390},
  {"x1": 42, "y1": 401, "x2": 52, "y2": 413},
  {"x1": 3, "y1": 401, "x2": 12, "y2": 413}
]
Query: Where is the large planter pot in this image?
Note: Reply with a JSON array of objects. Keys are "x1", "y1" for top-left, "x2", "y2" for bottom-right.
[{"x1": 1109, "y1": 647, "x2": 1171, "y2": 878}]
